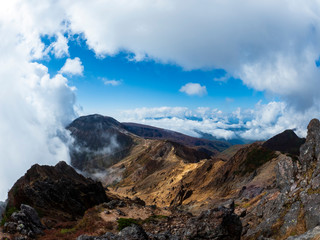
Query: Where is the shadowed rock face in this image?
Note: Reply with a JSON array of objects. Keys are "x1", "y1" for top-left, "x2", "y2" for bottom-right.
[
  {"x1": 7, "y1": 161, "x2": 109, "y2": 221},
  {"x1": 262, "y1": 129, "x2": 305, "y2": 155}
]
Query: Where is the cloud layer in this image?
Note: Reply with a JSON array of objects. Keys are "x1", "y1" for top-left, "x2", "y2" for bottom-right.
[{"x1": 118, "y1": 102, "x2": 319, "y2": 141}]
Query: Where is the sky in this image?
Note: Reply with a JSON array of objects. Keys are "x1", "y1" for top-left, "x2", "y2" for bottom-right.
[{"x1": 1, "y1": 0, "x2": 320, "y2": 199}]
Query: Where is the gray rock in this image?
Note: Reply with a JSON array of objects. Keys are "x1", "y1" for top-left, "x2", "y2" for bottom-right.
[
  {"x1": 179, "y1": 206, "x2": 242, "y2": 239},
  {"x1": 118, "y1": 225, "x2": 149, "y2": 240},
  {"x1": 286, "y1": 225, "x2": 320, "y2": 239},
  {"x1": 3, "y1": 204, "x2": 44, "y2": 238},
  {"x1": 299, "y1": 119, "x2": 320, "y2": 170},
  {"x1": 77, "y1": 224, "x2": 149, "y2": 240},
  {"x1": 280, "y1": 201, "x2": 301, "y2": 235},
  {"x1": 301, "y1": 193, "x2": 320, "y2": 230},
  {"x1": 276, "y1": 155, "x2": 297, "y2": 192}
]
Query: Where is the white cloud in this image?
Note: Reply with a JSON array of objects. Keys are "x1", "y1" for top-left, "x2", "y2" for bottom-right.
[
  {"x1": 117, "y1": 102, "x2": 320, "y2": 141},
  {"x1": 103, "y1": 79, "x2": 122, "y2": 86},
  {"x1": 59, "y1": 57, "x2": 84, "y2": 76},
  {"x1": 50, "y1": 32, "x2": 69, "y2": 58},
  {"x1": 57, "y1": 0, "x2": 320, "y2": 110},
  {"x1": 179, "y1": 83, "x2": 207, "y2": 96},
  {"x1": 0, "y1": 1, "x2": 76, "y2": 200}
]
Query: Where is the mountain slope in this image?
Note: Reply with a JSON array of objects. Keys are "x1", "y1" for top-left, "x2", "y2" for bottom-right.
[
  {"x1": 67, "y1": 114, "x2": 135, "y2": 172},
  {"x1": 122, "y1": 122, "x2": 231, "y2": 153},
  {"x1": 67, "y1": 114, "x2": 231, "y2": 173}
]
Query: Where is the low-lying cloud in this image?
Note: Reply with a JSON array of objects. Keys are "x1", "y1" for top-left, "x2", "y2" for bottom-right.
[{"x1": 118, "y1": 102, "x2": 320, "y2": 141}]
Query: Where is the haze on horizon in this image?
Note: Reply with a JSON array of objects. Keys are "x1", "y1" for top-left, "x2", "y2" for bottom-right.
[{"x1": 0, "y1": 0, "x2": 320, "y2": 200}]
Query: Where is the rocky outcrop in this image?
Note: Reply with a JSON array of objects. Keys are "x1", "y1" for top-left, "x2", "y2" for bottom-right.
[
  {"x1": 275, "y1": 155, "x2": 297, "y2": 192},
  {"x1": 286, "y1": 226, "x2": 320, "y2": 240},
  {"x1": 78, "y1": 205, "x2": 242, "y2": 240},
  {"x1": 7, "y1": 161, "x2": 109, "y2": 221},
  {"x1": 240, "y1": 118, "x2": 320, "y2": 239},
  {"x1": 3, "y1": 204, "x2": 44, "y2": 239},
  {"x1": 299, "y1": 118, "x2": 320, "y2": 169},
  {"x1": 178, "y1": 206, "x2": 242, "y2": 239}
]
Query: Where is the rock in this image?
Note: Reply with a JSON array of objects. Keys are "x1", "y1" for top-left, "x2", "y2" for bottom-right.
[
  {"x1": 3, "y1": 204, "x2": 44, "y2": 238},
  {"x1": 77, "y1": 224, "x2": 149, "y2": 240},
  {"x1": 222, "y1": 199, "x2": 235, "y2": 212},
  {"x1": 300, "y1": 193, "x2": 320, "y2": 230},
  {"x1": 7, "y1": 161, "x2": 110, "y2": 221},
  {"x1": 235, "y1": 208, "x2": 247, "y2": 218},
  {"x1": 179, "y1": 206, "x2": 242, "y2": 239},
  {"x1": 299, "y1": 119, "x2": 320, "y2": 169},
  {"x1": 132, "y1": 196, "x2": 145, "y2": 206},
  {"x1": 118, "y1": 225, "x2": 149, "y2": 240},
  {"x1": 286, "y1": 225, "x2": 320, "y2": 239},
  {"x1": 280, "y1": 201, "x2": 301, "y2": 235},
  {"x1": 276, "y1": 155, "x2": 297, "y2": 192}
]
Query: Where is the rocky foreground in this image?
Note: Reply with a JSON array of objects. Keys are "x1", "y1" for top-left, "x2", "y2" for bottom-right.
[{"x1": 2, "y1": 118, "x2": 320, "y2": 239}]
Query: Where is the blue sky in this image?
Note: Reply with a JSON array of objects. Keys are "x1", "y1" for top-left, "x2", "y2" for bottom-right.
[{"x1": 40, "y1": 36, "x2": 266, "y2": 116}]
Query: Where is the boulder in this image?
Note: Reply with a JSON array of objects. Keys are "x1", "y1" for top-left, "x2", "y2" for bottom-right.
[{"x1": 3, "y1": 204, "x2": 44, "y2": 238}]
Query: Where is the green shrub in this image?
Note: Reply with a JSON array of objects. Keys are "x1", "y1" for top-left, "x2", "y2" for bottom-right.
[
  {"x1": 117, "y1": 218, "x2": 140, "y2": 231},
  {"x1": 1, "y1": 207, "x2": 18, "y2": 226},
  {"x1": 60, "y1": 227, "x2": 76, "y2": 234}
]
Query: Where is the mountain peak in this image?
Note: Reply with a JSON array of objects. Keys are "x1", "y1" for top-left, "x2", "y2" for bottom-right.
[{"x1": 262, "y1": 129, "x2": 305, "y2": 155}]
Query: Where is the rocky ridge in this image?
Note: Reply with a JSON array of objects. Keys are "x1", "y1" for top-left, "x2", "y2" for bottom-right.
[{"x1": 6, "y1": 161, "x2": 109, "y2": 222}]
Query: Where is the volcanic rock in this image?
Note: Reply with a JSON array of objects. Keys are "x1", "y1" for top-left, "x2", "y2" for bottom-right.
[
  {"x1": 7, "y1": 161, "x2": 109, "y2": 221},
  {"x1": 3, "y1": 204, "x2": 44, "y2": 238}
]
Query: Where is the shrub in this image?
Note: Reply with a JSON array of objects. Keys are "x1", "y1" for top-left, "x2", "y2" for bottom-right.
[{"x1": 117, "y1": 218, "x2": 140, "y2": 231}]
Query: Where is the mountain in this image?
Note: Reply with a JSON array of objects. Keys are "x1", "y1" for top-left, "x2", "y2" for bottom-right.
[
  {"x1": 67, "y1": 114, "x2": 231, "y2": 173},
  {"x1": 122, "y1": 122, "x2": 231, "y2": 153},
  {"x1": 67, "y1": 114, "x2": 135, "y2": 172},
  {"x1": 262, "y1": 129, "x2": 306, "y2": 155}
]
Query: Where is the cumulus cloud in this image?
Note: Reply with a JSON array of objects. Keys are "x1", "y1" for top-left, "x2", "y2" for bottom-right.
[
  {"x1": 59, "y1": 57, "x2": 84, "y2": 76},
  {"x1": 50, "y1": 32, "x2": 69, "y2": 58},
  {"x1": 0, "y1": 1, "x2": 76, "y2": 200},
  {"x1": 57, "y1": 0, "x2": 320, "y2": 110},
  {"x1": 179, "y1": 83, "x2": 207, "y2": 96},
  {"x1": 103, "y1": 78, "x2": 122, "y2": 86}
]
